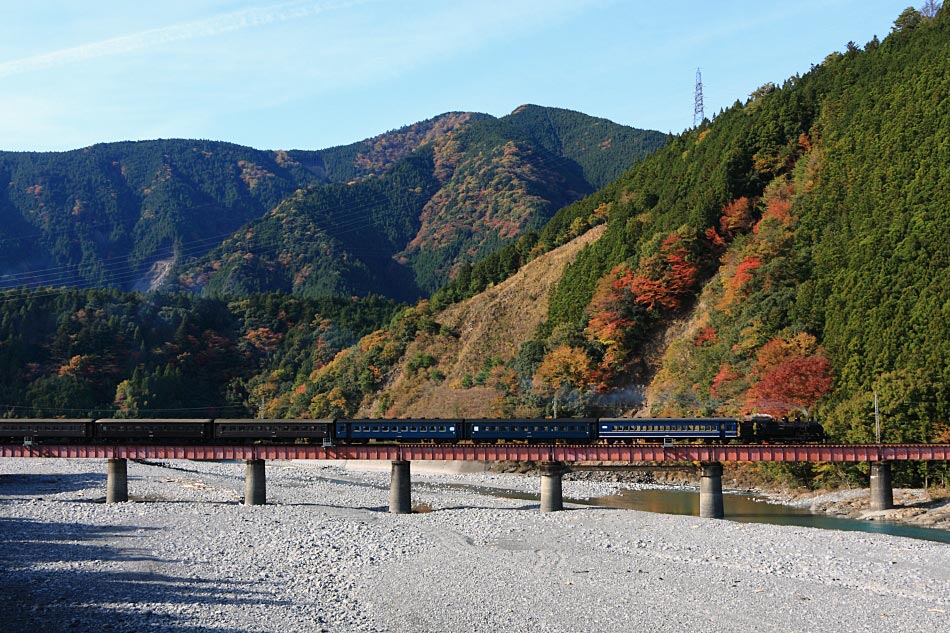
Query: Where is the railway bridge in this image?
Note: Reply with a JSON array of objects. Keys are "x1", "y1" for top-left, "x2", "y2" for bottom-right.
[{"x1": 3, "y1": 443, "x2": 949, "y2": 519}]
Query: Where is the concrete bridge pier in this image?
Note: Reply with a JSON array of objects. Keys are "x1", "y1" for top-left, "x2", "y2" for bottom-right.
[
  {"x1": 699, "y1": 462, "x2": 724, "y2": 519},
  {"x1": 245, "y1": 459, "x2": 266, "y2": 505},
  {"x1": 389, "y1": 460, "x2": 412, "y2": 514},
  {"x1": 540, "y1": 461, "x2": 567, "y2": 512},
  {"x1": 106, "y1": 458, "x2": 128, "y2": 503},
  {"x1": 870, "y1": 461, "x2": 894, "y2": 511}
]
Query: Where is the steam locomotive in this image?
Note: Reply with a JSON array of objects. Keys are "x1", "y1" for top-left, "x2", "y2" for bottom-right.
[{"x1": 0, "y1": 415, "x2": 825, "y2": 445}]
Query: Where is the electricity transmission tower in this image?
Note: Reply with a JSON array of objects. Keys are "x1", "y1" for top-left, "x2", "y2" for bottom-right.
[{"x1": 693, "y1": 67, "x2": 705, "y2": 127}]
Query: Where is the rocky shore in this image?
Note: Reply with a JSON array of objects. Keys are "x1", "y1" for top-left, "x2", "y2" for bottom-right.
[
  {"x1": 2, "y1": 458, "x2": 949, "y2": 632},
  {"x1": 766, "y1": 487, "x2": 950, "y2": 530},
  {"x1": 556, "y1": 461, "x2": 950, "y2": 532}
]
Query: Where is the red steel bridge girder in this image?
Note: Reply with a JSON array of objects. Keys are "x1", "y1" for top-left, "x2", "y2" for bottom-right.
[{"x1": 1, "y1": 444, "x2": 949, "y2": 462}]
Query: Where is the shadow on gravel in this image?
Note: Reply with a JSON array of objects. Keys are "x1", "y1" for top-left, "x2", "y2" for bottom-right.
[
  {"x1": 433, "y1": 503, "x2": 543, "y2": 512},
  {"x1": 282, "y1": 503, "x2": 392, "y2": 512},
  {"x1": 0, "y1": 472, "x2": 105, "y2": 497},
  {"x1": 0, "y1": 516, "x2": 277, "y2": 633}
]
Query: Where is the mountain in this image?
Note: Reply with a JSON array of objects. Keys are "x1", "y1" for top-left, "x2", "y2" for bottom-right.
[
  {"x1": 173, "y1": 106, "x2": 667, "y2": 299},
  {"x1": 287, "y1": 111, "x2": 489, "y2": 183},
  {"x1": 0, "y1": 112, "x2": 479, "y2": 294},
  {"x1": 0, "y1": 287, "x2": 401, "y2": 419},
  {"x1": 175, "y1": 149, "x2": 442, "y2": 302},
  {"x1": 0, "y1": 108, "x2": 664, "y2": 300},
  {"x1": 3, "y1": 7, "x2": 949, "y2": 494},
  {"x1": 0, "y1": 140, "x2": 321, "y2": 291},
  {"x1": 287, "y1": 7, "x2": 950, "y2": 488}
]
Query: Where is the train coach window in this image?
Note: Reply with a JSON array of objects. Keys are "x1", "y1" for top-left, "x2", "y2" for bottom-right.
[
  {"x1": 401, "y1": 426, "x2": 408, "y2": 432},
  {"x1": 438, "y1": 426, "x2": 446, "y2": 432}
]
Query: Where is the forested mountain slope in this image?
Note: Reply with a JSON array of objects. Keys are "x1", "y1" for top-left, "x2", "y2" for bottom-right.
[
  {"x1": 0, "y1": 287, "x2": 400, "y2": 419},
  {"x1": 363, "y1": 226, "x2": 607, "y2": 419},
  {"x1": 0, "y1": 140, "x2": 322, "y2": 292},
  {"x1": 0, "y1": 112, "x2": 477, "y2": 294},
  {"x1": 289, "y1": 7, "x2": 950, "y2": 486},
  {"x1": 1, "y1": 108, "x2": 663, "y2": 301},
  {"x1": 174, "y1": 106, "x2": 666, "y2": 299}
]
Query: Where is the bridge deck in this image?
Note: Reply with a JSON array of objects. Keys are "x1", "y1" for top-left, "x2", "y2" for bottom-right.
[{"x1": 1, "y1": 443, "x2": 949, "y2": 462}]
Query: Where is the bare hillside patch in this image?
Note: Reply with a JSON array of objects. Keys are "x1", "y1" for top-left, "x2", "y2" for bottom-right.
[{"x1": 361, "y1": 225, "x2": 607, "y2": 417}]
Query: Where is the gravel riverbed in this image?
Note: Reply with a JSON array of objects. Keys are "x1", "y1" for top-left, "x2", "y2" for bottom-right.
[{"x1": 2, "y1": 458, "x2": 948, "y2": 632}]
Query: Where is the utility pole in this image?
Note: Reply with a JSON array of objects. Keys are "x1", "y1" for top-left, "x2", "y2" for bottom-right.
[
  {"x1": 874, "y1": 391, "x2": 881, "y2": 443},
  {"x1": 693, "y1": 67, "x2": 705, "y2": 127}
]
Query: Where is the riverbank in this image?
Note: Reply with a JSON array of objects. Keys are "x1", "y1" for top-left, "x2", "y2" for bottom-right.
[
  {"x1": 764, "y1": 487, "x2": 950, "y2": 530},
  {"x1": 552, "y1": 461, "x2": 950, "y2": 532},
  {"x1": 2, "y1": 458, "x2": 949, "y2": 632}
]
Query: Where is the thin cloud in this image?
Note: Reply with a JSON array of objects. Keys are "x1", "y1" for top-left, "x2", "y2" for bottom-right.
[{"x1": 0, "y1": 0, "x2": 367, "y2": 79}]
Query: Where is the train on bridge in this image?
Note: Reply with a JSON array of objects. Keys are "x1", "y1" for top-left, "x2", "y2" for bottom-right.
[{"x1": 0, "y1": 415, "x2": 825, "y2": 445}]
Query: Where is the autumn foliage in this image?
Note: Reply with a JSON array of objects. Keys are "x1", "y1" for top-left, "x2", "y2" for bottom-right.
[
  {"x1": 584, "y1": 232, "x2": 701, "y2": 388},
  {"x1": 532, "y1": 345, "x2": 592, "y2": 417},
  {"x1": 743, "y1": 334, "x2": 833, "y2": 416},
  {"x1": 719, "y1": 197, "x2": 755, "y2": 234}
]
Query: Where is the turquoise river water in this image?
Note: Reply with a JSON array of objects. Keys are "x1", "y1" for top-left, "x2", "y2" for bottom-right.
[{"x1": 493, "y1": 487, "x2": 950, "y2": 544}]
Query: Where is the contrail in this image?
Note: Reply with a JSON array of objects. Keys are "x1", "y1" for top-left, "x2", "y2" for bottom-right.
[{"x1": 0, "y1": 0, "x2": 367, "y2": 79}]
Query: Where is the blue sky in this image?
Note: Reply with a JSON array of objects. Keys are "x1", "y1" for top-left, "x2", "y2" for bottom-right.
[{"x1": 0, "y1": 0, "x2": 918, "y2": 152}]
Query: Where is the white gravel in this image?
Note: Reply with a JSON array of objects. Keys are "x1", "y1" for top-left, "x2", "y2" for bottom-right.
[{"x1": 1, "y1": 458, "x2": 949, "y2": 632}]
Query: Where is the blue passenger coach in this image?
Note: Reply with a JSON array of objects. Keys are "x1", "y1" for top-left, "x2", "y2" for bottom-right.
[
  {"x1": 335, "y1": 419, "x2": 463, "y2": 443},
  {"x1": 597, "y1": 417, "x2": 739, "y2": 442},
  {"x1": 466, "y1": 418, "x2": 595, "y2": 443}
]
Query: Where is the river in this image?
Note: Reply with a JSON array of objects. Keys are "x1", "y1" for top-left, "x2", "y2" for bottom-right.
[{"x1": 492, "y1": 486, "x2": 950, "y2": 544}]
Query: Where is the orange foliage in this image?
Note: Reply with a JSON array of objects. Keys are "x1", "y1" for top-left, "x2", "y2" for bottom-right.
[
  {"x1": 754, "y1": 183, "x2": 795, "y2": 233},
  {"x1": 533, "y1": 346, "x2": 592, "y2": 393},
  {"x1": 933, "y1": 421, "x2": 950, "y2": 443},
  {"x1": 694, "y1": 327, "x2": 717, "y2": 347},
  {"x1": 745, "y1": 355, "x2": 832, "y2": 416},
  {"x1": 586, "y1": 264, "x2": 639, "y2": 345},
  {"x1": 743, "y1": 333, "x2": 830, "y2": 415},
  {"x1": 719, "y1": 197, "x2": 755, "y2": 234},
  {"x1": 755, "y1": 333, "x2": 818, "y2": 373},
  {"x1": 762, "y1": 197, "x2": 792, "y2": 225},
  {"x1": 704, "y1": 226, "x2": 727, "y2": 248},
  {"x1": 628, "y1": 234, "x2": 699, "y2": 311},
  {"x1": 244, "y1": 327, "x2": 283, "y2": 353},
  {"x1": 719, "y1": 255, "x2": 762, "y2": 311},
  {"x1": 798, "y1": 132, "x2": 812, "y2": 153},
  {"x1": 585, "y1": 233, "x2": 701, "y2": 388},
  {"x1": 58, "y1": 355, "x2": 91, "y2": 377},
  {"x1": 710, "y1": 364, "x2": 744, "y2": 400},
  {"x1": 732, "y1": 256, "x2": 762, "y2": 291}
]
